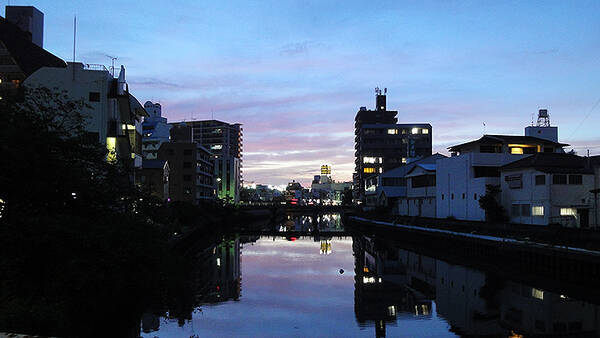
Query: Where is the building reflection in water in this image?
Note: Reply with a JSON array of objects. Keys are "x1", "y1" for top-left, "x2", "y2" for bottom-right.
[
  {"x1": 279, "y1": 213, "x2": 343, "y2": 232},
  {"x1": 352, "y1": 234, "x2": 600, "y2": 337}
]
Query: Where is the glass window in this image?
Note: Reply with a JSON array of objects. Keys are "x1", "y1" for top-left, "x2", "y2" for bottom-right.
[
  {"x1": 532, "y1": 206, "x2": 544, "y2": 216},
  {"x1": 560, "y1": 208, "x2": 577, "y2": 216},
  {"x1": 363, "y1": 157, "x2": 377, "y2": 164},
  {"x1": 387, "y1": 129, "x2": 398, "y2": 135},
  {"x1": 510, "y1": 147, "x2": 524, "y2": 154},
  {"x1": 569, "y1": 175, "x2": 582, "y2": 185},
  {"x1": 422, "y1": 128, "x2": 429, "y2": 134},
  {"x1": 363, "y1": 167, "x2": 375, "y2": 174},
  {"x1": 512, "y1": 204, "x2": 520, "y2": 216},
  {"x1": 535, "y1": 175, "x2": 546, "y2": 185},
  {"x1": 88, "y1": 92, "x2": 100, "y2": 102},
  {"x1": 411, "y1": 128, "x2": 419, "y2": 134},
  {"x1": 521, "y1": 204, "x2": 531, "y2": 216},
  {"x1": 553, "y1": 174, "x2": 567, "y2": 184}
]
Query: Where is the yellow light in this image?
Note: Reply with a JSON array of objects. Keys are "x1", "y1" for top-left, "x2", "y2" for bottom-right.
[
  {"x1": 510, "y1": 147, "x2": 523, "y2": 154},
  {"x1": 363, "y1": 267, "x2": 369, "y2": 273},
  {"x1": 121, "y1": 124, "x2": 136, "y2": 130},
  {"x1": 106, "y1": 137, "x2": 117, "y2": 162},
  {"x1": 363, "y1": 167, "x2": 375, "y2": 173},
  {"x1": 411, "y1": 128, "x2": 419, "y2": 134}
]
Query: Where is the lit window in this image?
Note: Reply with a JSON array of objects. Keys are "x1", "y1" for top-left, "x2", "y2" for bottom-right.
[
  {"x1": 532, "y1": 206, "x2": 544, "y2": 216},
  {"x1": 379, "y1": 167, "x2": 382, "y2": 173},
  {"x1": 511, "y1": 147, "x2": 524, "y2": 154},
  {"x1": 211, "y1": 144, "x2": 223, "y2": 150},
  {"x1": 402, "y1": 158, "x2": 407, "y2": 164},
  {"x1": 531, "y1": 288, "x2": 544, "y2": 300},
  {"x1": 422, "y1": 128, "x2": 429, "y2": 134},
  {"x1": 363, "y1": 157, "x2": 377, "y2": 164},
  {"x1": 363, "y1": 167, "x2": 375, "y2": 174},
  {"x1": 411, "y1": 128, "x2": 419, "y2": 134},
  {"x1": 560, "y1": 208, "x2": 577, "y2": 216},
  {"x1": 387, "y1": 129, "x2": 398, "y2": 135}
]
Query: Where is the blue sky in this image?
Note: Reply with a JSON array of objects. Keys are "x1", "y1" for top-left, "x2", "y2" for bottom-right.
[{"x1": 12, "y1": 0, "x2": 600, "y2": 185}]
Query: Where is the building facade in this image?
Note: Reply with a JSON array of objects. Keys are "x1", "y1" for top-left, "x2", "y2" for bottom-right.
[
  {"x1": 142, "y1": 101, "x2": 171, "y2": 160},
  {"x1": 500, "y1": 153, "x2": 594, "y2": 227},
  {"x1": 25, "y1": 62, "x2": 147, "y2": 170},
  {"x1": 354, "y1": 88, "x2": 432, "y2": 202},
  {"x1": 436, "y1": 134, "x2": 567, "y2": 221},
  {"x1": 138, "y1": 159, "x2": 170, "y2": 201},
  {"x1": 171, "y1": 120, "x2": 243, "y2": 203},
  {"x1": 157, "y1": 142, "x2": 215, "y2": 204}
]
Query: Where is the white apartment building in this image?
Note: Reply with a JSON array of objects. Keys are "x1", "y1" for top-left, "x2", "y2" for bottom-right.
[
  {"x1": 500, "y1": 153, "x2": 594, "y2": 227},
  {"x1": 142, "y1": 101, "x2": 171, "y2": 160},
  {"x1": 398, "y1": 163, "x2": 438, "y2": 218},
  {"x1": 24, "y1": 62, "x2": 147, "y2": 168}
]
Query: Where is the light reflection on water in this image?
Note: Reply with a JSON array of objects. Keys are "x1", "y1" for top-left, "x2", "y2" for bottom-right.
[{"x1": 141, "y1": 214, "x2": 600, "y2": 337}]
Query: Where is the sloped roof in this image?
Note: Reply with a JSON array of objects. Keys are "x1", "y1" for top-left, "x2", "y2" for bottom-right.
[
  {"x1": 449, "y1": 134, "x2": 568, "y2": 152},
  {"x1": 0, "y1": 17, "x2": 65, "y2": 76},
  {"x1": 501, "y1": 153, "x2": 593, "y2": 174},
  {"x1": 381, "y1": 153, "x2": 446, "y2": 179},
  {"x1": 379, "y1": 186, "x2": 406, "y2": 198}
]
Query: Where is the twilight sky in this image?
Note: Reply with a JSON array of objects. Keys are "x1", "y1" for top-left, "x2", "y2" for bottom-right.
[{"x1": 16, "y1": 0, "x2": 600, "y2": 186}]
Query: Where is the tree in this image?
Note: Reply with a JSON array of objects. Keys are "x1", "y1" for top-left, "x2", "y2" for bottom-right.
[
  {"x1": 478, "y1": 184, "x2": 508, "y2": 223},
  {"x1": 341, "y1": 188, "x2": 354, "y2": 206}
]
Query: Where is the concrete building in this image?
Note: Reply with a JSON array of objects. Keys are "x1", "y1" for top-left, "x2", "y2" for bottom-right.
[
  {"x1": 25, "y1": 63, "x2": 147, "y2": 169},
  {"x1": 0, "y1": 6, "x2": 65, "y2": 97},
  {"x1": 157, "y1": 142, "x2": 215, "y2": 204},
  {"x1": 436, "y1": 134, "x2": 567, "y2": 221},
  {"x1": 310, "y1": 165, "x2": 353, "y2": 203},
  {"x1": 141, "y1": 101, "x2": 171, "y2": 159},
  {"x1": 171, "y1": 120, "x2": 242, "y2": 203},
  {"x1": 138, "y1": 159, "x2": 170, "y2": 201},
  {"x1": 500, "y1": 153, "x2": 594, "y2": 227},
  {"x1": 399, "y1": 163, "x2": 438, "y2": 218},
  {"x1": 354, "y1": 88, "x2": 432, "y2": 202}
]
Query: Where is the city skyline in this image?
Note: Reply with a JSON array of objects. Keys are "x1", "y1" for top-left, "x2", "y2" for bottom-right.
[{"x1": 15, "y1": 0, "x2": 600, "y2": 186}]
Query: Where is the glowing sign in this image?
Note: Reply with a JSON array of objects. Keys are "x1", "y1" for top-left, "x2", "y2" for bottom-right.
[{"x1": 321, "y1": 165, "x2": 331, "y2": 175}]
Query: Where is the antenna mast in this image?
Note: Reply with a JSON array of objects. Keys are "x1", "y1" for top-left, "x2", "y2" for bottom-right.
[{"x1": 72, "y1": 16, "x2": 76, "y2": 63}]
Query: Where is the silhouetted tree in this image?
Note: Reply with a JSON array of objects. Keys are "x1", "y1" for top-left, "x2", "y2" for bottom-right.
[{"x1": 478, "y1": 184, "x2": 508, "y2": 223}]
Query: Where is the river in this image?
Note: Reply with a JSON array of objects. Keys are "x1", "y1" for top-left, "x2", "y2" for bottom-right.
[{"x1": 140, "y1": 213, "x2": 600, "y2": 337}]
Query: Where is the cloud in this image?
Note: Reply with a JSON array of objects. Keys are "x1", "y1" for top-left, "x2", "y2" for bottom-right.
[{"x1": 279, "y1": 40, "x2": 324, "y2": 56}]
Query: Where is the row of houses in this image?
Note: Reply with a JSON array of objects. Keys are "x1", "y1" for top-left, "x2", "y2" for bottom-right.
[
  {"x1": 0, "y1": 5, "x2": 242, "y2": 205},
  {"x1": 367, "y1": 111, "x2": 600, "y2": 228}
]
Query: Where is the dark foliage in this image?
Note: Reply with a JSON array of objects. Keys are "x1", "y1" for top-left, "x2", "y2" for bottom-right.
[
  {"x1": 0, "y1": 88, "x2": 196, "y2": 337},
  {"x1": 478, "y1": 184, "x2": 508, "y2": 223}
]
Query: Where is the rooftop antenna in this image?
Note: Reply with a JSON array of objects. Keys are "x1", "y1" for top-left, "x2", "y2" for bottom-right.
[
  {"x1": 384, "y1": 87, "x2": 387, "y2": 94},
  {"x1": 72, "y1": 15, "x2": 76, "y2": 80}
]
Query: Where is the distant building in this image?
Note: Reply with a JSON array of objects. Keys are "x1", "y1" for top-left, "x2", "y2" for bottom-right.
[
  {"x1": 170, "y1": 120, "x2": 243, "y2": 203},
  {"x1": 354, "y1": 88, "x2": 432, "y2": 202},
  {"x1": 141, "y1": 101, "x2": 171, "y2": 159},
  {"x1": 157, "y1": 142, "x2": 215, "y2": 204},
  {"x1": 500, "y1": 153, "x2": 594, "y2": 227},
  {"x1": 436, "y1": 130, "x2": 568, "y2": 221},
  {"x1": 310, "y1": 165, "x2": 352, "y2": 203},
  {"x1": 0, "y1": 6, "x2": 65, "y2": 97},
  {"x1": 25, "y1": 63, "x2": 147, "y2": 170},
  {"x1": 138, "y1": 159, "x2": 170, "y2": 201}
]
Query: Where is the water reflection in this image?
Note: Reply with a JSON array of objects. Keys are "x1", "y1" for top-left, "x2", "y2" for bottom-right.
[
  {"x1": 141, "y1": 214, "x2": 600, "y2": 337},
  {"x1": 353, "y1": 234, "x2": 600, "y2": 337}
]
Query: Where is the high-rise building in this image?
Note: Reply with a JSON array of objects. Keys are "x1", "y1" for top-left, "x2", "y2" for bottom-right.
[
  {"x1": 354, "y1": 88, "x2": 432, "y2": 202},
  {"x1": 5, "y1": 6, "x2": 44, "y2": 48},
  {"x1": 170, "y1": 120, "x2": 243, "y2": 203}
]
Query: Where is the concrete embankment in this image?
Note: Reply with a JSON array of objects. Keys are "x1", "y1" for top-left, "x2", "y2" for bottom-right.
[{"x1": 347, "y1": 216, "x2": 600, "y2": 302}]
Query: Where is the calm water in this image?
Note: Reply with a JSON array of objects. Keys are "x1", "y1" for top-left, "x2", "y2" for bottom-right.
[{"x1": 141, "y1": 214, "x2": 600, "y2": 337}]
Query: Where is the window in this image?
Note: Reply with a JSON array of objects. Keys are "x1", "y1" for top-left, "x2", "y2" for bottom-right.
[
  {"x1": 411, "y1": 127, "x2": 419, "y2": 134},
  {"x1": 89, "y1": 92, "x2": 100, "y2": 102},
  {"x1": 510, "y1": 147, "x2": 524, "y2": 154},
  {"x1": 521, "y1": 204, "x2": 531, "y2": 216},
  {"x1": 422, "y1": 128, "x2": 429, "y2": 134},
  {"x1": 553, "y1": 174, "x2": 567, "y2": 184},
  {"x1": 531, "y1": 288, "x2": 544, "y2": 300},
  {"x1": 210, "y1": 144, "x2": 223, "y2": 150},
  {"x1": 512, "y1": 204, "x2": 520, "y2": 216},
  {"x1": 451, "y1": 193, "x2": 454, "y2": 200},
  {"x1": 535, "y1": 175, "x2": 546, "y2": 185},
  {"x1": 462, "y1": 193, "x2": 465, "y2": 199},
  {"x1": 402, "y1": 158, "x2": 407, "y2": 164},
  {"x1": 363, "y1": 167, "x2": 375, "y2": 174},
  {"x1": 560, "y1": 208, "x2": 577, "y2": 216},
  {"x1": 387, "y1": 129, "x2": 398, "y2": 135},
  {"x1": 474, "y1": 193, "x2": 477, "y2": 200},
  {"x1": 363, "y1": 157, "x2": 381, "y2": 164},
  {"x1": 532, "y1": 206, "x2": 544, "y2": 217},
  {"x1": 441, "y1": 194, "x2": 444, "y2": 200},
  {"x1": 569, "y1": 175, "x2": 582, "y2": 185}
]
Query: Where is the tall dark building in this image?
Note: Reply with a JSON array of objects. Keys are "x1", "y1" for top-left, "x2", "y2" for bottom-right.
[
  {"x1": 354, "y1": 88, "x2": 432, "y2": 202},
  {"x1": 170, "y1": 120, "x2": 243, "y2": 203}
]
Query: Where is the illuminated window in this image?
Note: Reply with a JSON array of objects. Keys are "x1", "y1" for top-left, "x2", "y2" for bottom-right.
[
  {"x1": 511, "y1": 147, "x2": 524, "y2": 154},
  {"x1": 560, "y1": 208, "x2": 577, "y2": 216},
  {"x1": 402, "y1": 158, "x2": 407, "y2": 163},
  {"x1": 387, "y1": 129, "x2": 398, "y2": 135},
  {"x1": 532, "y1": 206, "x2": 544, "y2": 216},
  {"x1": 363, "y1": 157, "x2": 377, "y2": 164},
  {"x1": 211, "y1": 144, "x2": 223, "y2": 150},
  {"x1": 531, "y1": 288, "x2": 544, "y2": 300},
  {"x1": 422, "y1": 128, "x2": 429, "y2": 134},
  {"x1": 363, "y1": 167, "x2": 375, "y2": 174},
  {"x1": 106, "y1": 137, "x2": 117, "y2": 163},
  {"x1": 411, "y1": 128, "x2": 419, "y2": 134},
  {"x1": 379, "y1": 167, "x2": 382, "y2": 173}
]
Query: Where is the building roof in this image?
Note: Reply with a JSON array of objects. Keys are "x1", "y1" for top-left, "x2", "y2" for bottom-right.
[
  {"x1": 501, "y1": 153, "x2": 593, "y2": 174},
  {"x1": 380, "y1": 153, "x2": 446, "y2": 179},
  {"x1": 142, "y1": 159, "x2": 167, "y2": 169},
  {"x1": 361, "y1": 123, "x2": 432, "y2": 128},
  {"x1": 378, "y1": 186, "x2": 406, "y2": 199},
  {"x1": 0, "y1": 17, "x2": 65, "y2": 76},
  {"x1": 449, "y1": 134, "x2": 568, "y2": 152}
]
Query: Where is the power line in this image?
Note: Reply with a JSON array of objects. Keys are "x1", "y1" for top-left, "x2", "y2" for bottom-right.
[{"x1": 567, "y1": 97, "x2": 600, "y2": 142}]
